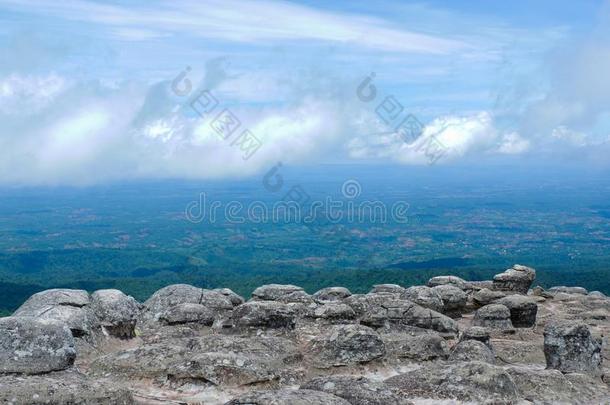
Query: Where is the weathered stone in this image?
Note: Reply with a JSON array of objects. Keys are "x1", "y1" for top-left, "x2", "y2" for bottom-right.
[
  {"x1": 277, "y1": 290, "x2": 315, "y2": 304},
  {"x1": 383, "y1": 331, "x2": 449, "y2": 361},
  {"x1": 431, "y1": 284, "x2": 467, "y2": 317},
  {"x1": 213, "y1": 288, "x2": 245, "y2": 306},
  {"x1": 312, "y1": 303, "x2": 356, "y2": 320},
  {"x1": 458, "y1": 326, "x2": 492, "y2": 350},
  {"x1": 369, "y1": 284, "x2": 405, "y2": 294},
  {"x1": 15, "y1": 288, "x2": 90, "y2": 309},
  {"x1": 313, "y1": 287, "x2": 352, "y2": 302},
  {"x1": 589, "y1": 291, "x2": 607, "y2": 298},
  {"x1": 0, "y1": 317, "x2": 76, "y2": 374},
  {"x1": 468, "y1": 280, "x2": 494, "y2": 290},
  {"x1": 302, "y1": 375, "x2": 412, "y2": 405},
  {"x1": 449, "y1": 340, "x2": 495, "y2": 364},
  {"x1": 472, "y1": 288, "x2": 508, "y2": 307},
  {"x1": 401, "y1": 286, "x2": 443, "y2": 312},
  {"x1": 252, "y1": 284, "x2": 305, "y2": 301},
  {"x1": 90, "y1": 289, "x2": 140, "y2": 338},
  {"x1": 0, "y1": 371, "x2": 134, "y2": 404},
  {"x1": 232, "y1": 301, "x2": 296, "y2": 328},
  {"x1": 226, "y1": 389, "x2": 351, "y2": 405},
  {"x1": 473, "y1": 304, "x2": 514, "y2": 332},
  {"x1": 548, "y1": 286, "x2": 588, "y2": 295},
  {"x1": 492, "y1": 264, "x2": 536, "y2": 294},
  {"x1": 200, "y1": 289, "x2": 234, "y2": 310},
  {"x1": 159, "y1": 303, "x2": 215, "y2": 325},
  {"x1": 498, "y1": 294, "x2": 538, "y2": 327},
  {"x1": 385, "y1": 361, "x2": 519, "y2": 402},
  {"x1": 427, "y1": 276, "x2": 471, "y2": 290},
  {"x1": 304, "y1": 324, "x2": 385, "y2": 368},
  {"x1": 544, "y1": 321, "x2": 602, "y2": 375},
  {"x1": 141, "y1": 284, "x2": 204, "y2": 322}
]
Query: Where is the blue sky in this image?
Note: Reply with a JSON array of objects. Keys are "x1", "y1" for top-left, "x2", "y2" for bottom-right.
[{"x1": 0, "y1": 0, "x2": 609, "y2": 184}]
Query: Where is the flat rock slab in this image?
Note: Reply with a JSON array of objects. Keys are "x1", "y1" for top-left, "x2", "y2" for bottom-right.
[{"x1": 226, "y1": 388, "x2": 351, "y2": 405}]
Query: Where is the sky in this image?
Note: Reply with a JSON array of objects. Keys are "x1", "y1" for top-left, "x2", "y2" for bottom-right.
[{"x1": 0, "y1": 0, "x2": 609, "y2": 185}]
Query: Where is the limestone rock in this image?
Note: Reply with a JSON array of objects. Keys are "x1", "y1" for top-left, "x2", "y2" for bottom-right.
[
  {"x1": 385, "y1": 361, "x2": 519, "y2": 402},
  {"x1": 473, "y1": 303, "x2": 514, "y2": 332},
  {"x1": 449, "y1": 340, "x2": 495, "y2": 364},
  {"x1": 427, "y1": 275, "x2": 471, "y2": 290},
  {"x1": 0, "y1": 370, "x2": 134, "y2": 404},
  {"x1": 401, "y1": 286, "x2": 443, "y2": 312},
  {"x1": 226, "y1": 389, "x2": 351, "y2": 405},
  {"x1": 304, "y1": 324, "x2": 385, "y2": 368},
  {"x1": 232, "y1": 301, "x2": 296, "y2": 329},
  {"x1": 90, "y1": 289, "x2": 140, "y2": 338},
  {"x1": 0, "y1": 317, "x2": 76, "y2": 374},
  {"x1": 492, "y1": 264, "x2": 536, "y2": 294},
  {"x1": 498, "y1": 294, "x2": 538, "y2": 327},
  {"x1": 313, "y1": 287, "x2": 352, "y2": 302},
  {"x1": 543, "y1": 321, "x2": 602, "y2": 375},
  {"x1": 302, "y1": 375, "x2": 412, "y2": 405},
  {"x1": 431, "y1": 284, "x2": 467, "y2": 317}
]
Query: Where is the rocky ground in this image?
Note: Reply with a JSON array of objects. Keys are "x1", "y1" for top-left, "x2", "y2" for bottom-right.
[{"x1": 0, "y1": 264, "x2": 608, "y2": 404}]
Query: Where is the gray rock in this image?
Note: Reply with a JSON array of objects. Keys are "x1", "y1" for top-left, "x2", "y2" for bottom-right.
[
  {"x1": 312, "y1": 303, "x2": 356, "y2": 320},
  {"x1": 200, "y1": 289, "x2": 234, "y2": 310},
  {"x1": 427, "y1": 276, "x2": 471, "y2": 290},
  {"x1": 544, "y1": 321, "x2": 602, "y2": 375},
  {"x1": 385, "y1": 361, "x2": 519, "y2": 402},
  {"x1": 458, "y1": 326, "x2": 492, "y2": 351},
  {"x1": 226, "y1": 389, "x2": 351, "y2": 405},
  {"x1": 252, "y1": 284, "x2": 305, "y2": 301},
  {"x1": 498, "y1": 294, "x2": 538, "y2": 327},
  {"x1": 468, "y1": 280, "x2": 494, "y2": 290},
  {"x1": 0, "y1": 317, "x2": 76, "y2": 374},
  {"x1": 159, "y1": 303, "x2": 215, "y2": 325},
  {"x1": 431, "y1": 284, "x2": 467, "y2": 317},
  {"x1": 233, "y1": 301, "x2": 296, "y2": 328},
  {"x1": 313, "y1": 287, "x2": 352, "y2": 302},
  {"x1": 304, "y1": 324, "x2": 385, "y2": 368},
  {"x1": 473, "y1": 304, "x2": 514, "y2": 332},
  {"x1": 141, "y1": 284, "x2": 204, "y2": 322},
  {"x1": 369, "y1": 284, "x2": 406, "y2": 294},
  {"x1": 492, "y1": 264, "x2": 536, "y2": 294},
  {"x1": 277, "y1": 290, "x2": 315, "y2": 304},
  {"x1": 548, "y1": 286, "x2": 588, "y2": 295},
  {"x1": 383, "y1": 331, "x2": 449, "y2": 361},
  {"x1": 90, "y1": 289, "x2": 139, "y2": 338},
  {"x1": 302, "y1": 375, "x2": 412, "y2": 405},
  {"x1": 401, "y1": 286, "x2": 443, "y2": 312},
  {"x1": 449, "y1": 340, "x2": 495, "y2": 364},
  {"x1": 588, "y1": 291, "x2": 607, "y2": 298},
  {"x1": 213, "y1": 288, "x2": 245, "y2": 306},
  {"x1": 13, "y1": 289, "x2": 94, "y2": 337},
  {"x1": 472, "y1": 288, "x2": 508, "y2": 307},
  {"x1": 0, "y1": 370, "x2": 134, "y2": 404}
]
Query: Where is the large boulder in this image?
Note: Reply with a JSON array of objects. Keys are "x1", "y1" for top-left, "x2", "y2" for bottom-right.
[
  {"x1": 141, "y1": 284, "x2": 204, "y2": 322},
  {"x1": 313, "y1": 287, "x2": 352, "y2": 303},
  {"x1": 13, "y1": 289, "x2": 93, "y2": 337},
  {"x1": 385, "y1": 361, "x2": 519, "y2": 402},
  {"x1": 473, "y1": 304, "x2": 514, "y2": 332},
  {"x1": 427, "y1": 276, "x2": 471, "y2": 290},
  {"x1": 90, "y1": 289, "x2": 140, "y2": 338},
  {"x1": 431, "y1": 284, "x2": 467, "y2": 318},
  {"x1": 232, "y1": 301, "x2": 296, "y2": 329},
  {"x1": 304, "y1": 324, "x2": 385, "y2": 368},
  {"x1": 449, "y1": 340, "x2": 495, "y2": 364},
  {"x1": 497, "y1": 295, "x2": 538, "y2": 327},
  {"x1": 471, "y1": 288, "x2": 508, "y2": 307},
  {"x1": 458, "y1": 326, "x2": 493, "y2": 351},
  {"x1": 543, "y1": 321, "x2": 602, "y2": 375},
  {"x1": 0, "y1": 370, "x2": 134, "y2": 404},
  {"x1": 213, "y1": 288, "x2": 245, "y2": 306},
  {"x1": 302, "y1": 376, "x2": 412, "y2": 405},
  {"x1": 312, "y1": 303, "x2": 356, "y2": 321},
  {"x1": 369, "y1": 284, "x2": 406, "y2": 294},
  {"x1": 252, "y1": 284, "x2": 306, "y2": 301},
  {"x1": 0, "y1": 317, "x2": 76, "y2": 374},
  {"x1": 159, "y1": 303, "x2": 215, "y2": 326},
  {"x1": 226, "y1": 389, "x2": 351, "y2": 405},
  {"x1": 401, "y1": 286, "x2": 443, "y2": 312},
  {"x1": 492, "y1": 264, "x2": 536, "y2": 294},
  {"x1": 382, "y1": 331, "x2": 449, "y2": 361}
]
